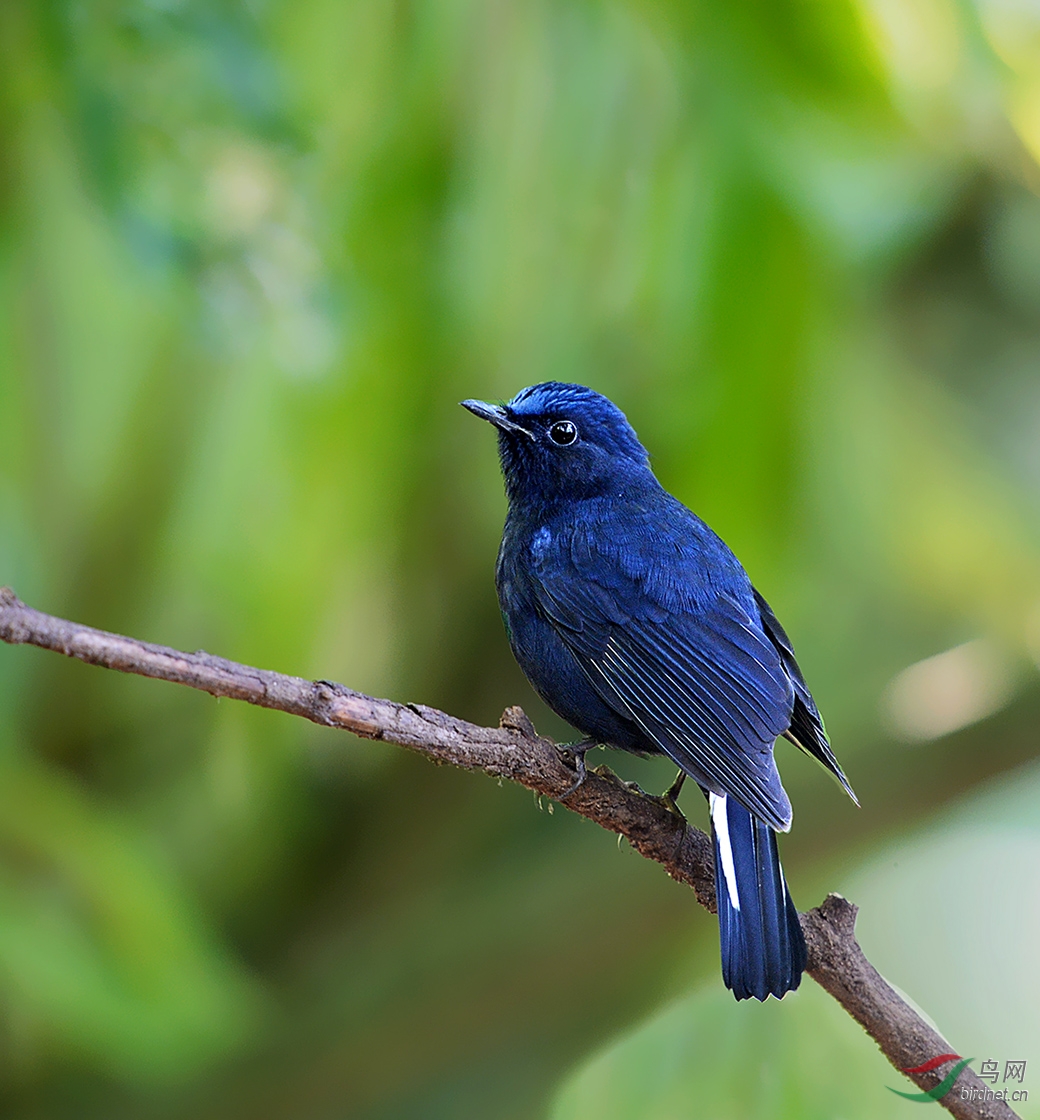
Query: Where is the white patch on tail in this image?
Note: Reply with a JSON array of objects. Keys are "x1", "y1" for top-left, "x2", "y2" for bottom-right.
[{"x1": 710, "y1": 793, "x2": 740, "y2": 911}]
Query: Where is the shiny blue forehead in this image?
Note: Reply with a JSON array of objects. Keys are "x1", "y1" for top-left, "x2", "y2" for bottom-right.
[
  {"x1": 508, "y1": 382, "x2": 628, "y2": 421},
  {"x1": 507, "y1": 382, "x2": 649, "y2": 462}
]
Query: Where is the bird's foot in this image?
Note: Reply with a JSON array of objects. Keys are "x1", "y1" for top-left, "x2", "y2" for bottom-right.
[
  {"x1": 659, "y1": 770, "x2": 687, "y2": 818},
  {"x1": 556, "y1": 738, "x2": 597, "y2": 799}
]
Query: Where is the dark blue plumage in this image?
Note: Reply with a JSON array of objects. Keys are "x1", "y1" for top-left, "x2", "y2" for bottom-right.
[{"x1": 462, "y1": 382, "x2": 855, "y2": 1001}]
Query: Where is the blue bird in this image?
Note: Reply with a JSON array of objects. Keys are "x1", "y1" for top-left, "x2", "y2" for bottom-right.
[{"x1": 462, "y1": 382, "x2": 856, "y2": 1001}]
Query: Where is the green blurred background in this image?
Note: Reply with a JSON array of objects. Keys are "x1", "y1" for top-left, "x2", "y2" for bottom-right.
[{"x1": 1, "y1": 0, "x2": 1040, "y2": 1117}]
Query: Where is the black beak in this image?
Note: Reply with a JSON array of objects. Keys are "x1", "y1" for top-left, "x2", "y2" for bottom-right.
[{"x1": 460, "y1": 399, "x2": 532, "y2": 437}]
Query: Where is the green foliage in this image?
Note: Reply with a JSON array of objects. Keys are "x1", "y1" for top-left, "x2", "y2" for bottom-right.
[
  {"x1": 1, "y1": 0, "x2": 1039, "y2": 1115},
  {"x1": 551, "y1": 981, "x2": 908, "y2": 1120},
  {"x1": 0, "y1": 753, "x2": 260, "y2": 1083}
]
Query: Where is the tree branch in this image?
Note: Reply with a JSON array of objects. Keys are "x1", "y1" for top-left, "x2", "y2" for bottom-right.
[{"x1": 0, "y1": 588, "x2": 1019, "y2": 1120}]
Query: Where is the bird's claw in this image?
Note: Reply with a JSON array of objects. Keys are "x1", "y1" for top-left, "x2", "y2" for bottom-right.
[
  {"x1": 556, "y1": 739, "x2": 595, "y2": 799},
  {"x1": 659, "y1": 769, "x2": 687, "y2": 818}
]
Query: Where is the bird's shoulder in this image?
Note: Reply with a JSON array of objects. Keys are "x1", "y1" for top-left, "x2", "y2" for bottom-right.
[
  {"x1": 524, "y1": 489, "x2": 756, "y2": 619},
  {"x1": 514, "y1": 490, "x2": 796, "y2": 829}
]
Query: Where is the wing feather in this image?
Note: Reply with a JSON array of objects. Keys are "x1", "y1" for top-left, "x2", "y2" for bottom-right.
[{"x1": 533, "y1": 546, "x2": 796, "y2": 831}]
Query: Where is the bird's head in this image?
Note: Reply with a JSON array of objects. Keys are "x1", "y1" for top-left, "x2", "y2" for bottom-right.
[{"x1": 462, "y1": 382, "x2": 652, "y2": 507}]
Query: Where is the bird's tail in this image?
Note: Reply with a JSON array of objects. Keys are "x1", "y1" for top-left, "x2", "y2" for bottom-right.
[{"x1": 710, "y1": 792, "x2": 806, "y2": 1001}]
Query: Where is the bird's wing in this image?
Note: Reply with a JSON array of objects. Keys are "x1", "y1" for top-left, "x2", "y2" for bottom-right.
[
  {"x1": 752, "y1": 589, "x2": 857, "y2": 803},
  {"x1": 532, "y1": 527, "x2": 796, "y2": 831}
]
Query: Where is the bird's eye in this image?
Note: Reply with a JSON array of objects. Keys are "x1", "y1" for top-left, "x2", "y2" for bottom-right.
[{"x1": 549, "y1": 420, "x2": 578, "y2": 446}]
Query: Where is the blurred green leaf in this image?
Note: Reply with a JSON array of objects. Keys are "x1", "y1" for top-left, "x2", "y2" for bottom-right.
[
  {"x1": 549, "y1": 976, "x2": 910, "y2": 1120},
  {"x1": 0, "y1": 751, "x2": 262, "y2": 1083}
]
